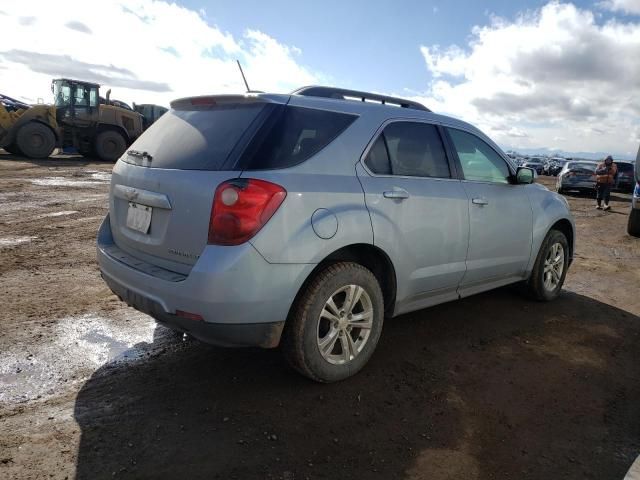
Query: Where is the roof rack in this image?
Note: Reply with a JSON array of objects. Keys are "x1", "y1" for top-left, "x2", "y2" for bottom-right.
[{"x1": 291, "y1": 86, "x2": 430, "y2": 112}]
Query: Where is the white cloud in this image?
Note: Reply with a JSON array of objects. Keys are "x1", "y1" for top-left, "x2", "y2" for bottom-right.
[
  {"x1": 412, "y1": 2, "x2": 640, "y2": 157},
  {"x1": 598, "y1": 0, "x2": 640, "y2": 15},
  {"x1": 0, "y1": 0, "x2": 318, "y2": 107}
]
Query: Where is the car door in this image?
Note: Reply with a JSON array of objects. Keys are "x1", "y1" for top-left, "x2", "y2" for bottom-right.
[
  {"x1": 357, "y1": 121, "x2": 469, "y2": 315},
  {"x1": 71, "y1": 83, "x2": 98, "y2": 128},
  {"x1": 443, "y1": 127, "x2": 533, "y2": 295}
]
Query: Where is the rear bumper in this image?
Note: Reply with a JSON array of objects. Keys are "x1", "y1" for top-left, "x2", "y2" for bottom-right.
[
  {"x1": 100, "y1": 272, "x2": 285, "y2": 347},
  {"x1": 97, "y1": 215, "x2": 315, "y2": 348},
  {"x1": 559, "y1": 178, "x2": 596, "y2": 190}
]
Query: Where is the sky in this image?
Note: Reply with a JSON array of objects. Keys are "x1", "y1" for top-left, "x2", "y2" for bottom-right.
[{"x1": 1, "y1": 0, "x2": 639, "y2": 158}]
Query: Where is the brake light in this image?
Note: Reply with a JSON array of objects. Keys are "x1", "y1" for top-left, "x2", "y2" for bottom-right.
[
  {"x1": 208, "y1": 179, "x2": 286, "y2": 245},
  {"x1": 191, "y1": 97, "x2": 217, "y2": 106}
]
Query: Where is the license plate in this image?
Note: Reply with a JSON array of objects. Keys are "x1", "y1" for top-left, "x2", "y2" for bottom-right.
[{"x1": 126, "y1": 202, "x2": 152, "y2": 234}]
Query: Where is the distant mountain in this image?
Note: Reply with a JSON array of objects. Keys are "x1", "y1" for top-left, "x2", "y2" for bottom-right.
[{"x1": 501, "y1": 146, "x2": 636, "y2": 162}]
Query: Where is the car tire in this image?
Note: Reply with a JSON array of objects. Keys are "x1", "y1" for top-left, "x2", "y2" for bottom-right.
[
  {"x1": 524, "y1": 229, "x2": 569, "y2": 302},
  {"x1": 95, "y1": 130, "x2": 127, "y2": 162},
  {"x1": 628, "y1": 208, "x2": 640, "y2": 237},
  {"x1": 282, "y1": 262, "x2": 384, "y2": 383},
  {"x1": 556, "y1": 185, "x2": 564, "y2": 194},
  {"x1": 16, "y1": 122, "x2": 56, "y2": 159}
]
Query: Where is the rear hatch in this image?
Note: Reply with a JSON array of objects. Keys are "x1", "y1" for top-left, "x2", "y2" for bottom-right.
[
  {"x1": 108, "y1": 94, "x2": 287, "y2": 274},
  {"x1": 566, "y1": 163, "x2": 596, "y2": 182}
]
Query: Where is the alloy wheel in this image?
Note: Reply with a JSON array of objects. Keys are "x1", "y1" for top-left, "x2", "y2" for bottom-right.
[
  {"x1": 543, "y1": 242, "x2": 565, "y2": 291},
  {"x1": 316, "y1": 284, "x2": 373, "y2": 365}
]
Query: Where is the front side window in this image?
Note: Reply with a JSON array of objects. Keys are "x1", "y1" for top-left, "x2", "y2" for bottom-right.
[
  {"x1": 364, "y1": 122, "x2": 450, "y2": 178},
  {"x1": 447, "y1": 128, "x2": 510, "y2": 184}
]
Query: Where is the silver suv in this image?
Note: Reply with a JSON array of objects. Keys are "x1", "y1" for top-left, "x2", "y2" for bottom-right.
[{"x1": 97, "y1": 86, "x2": 575, "y2": 382}]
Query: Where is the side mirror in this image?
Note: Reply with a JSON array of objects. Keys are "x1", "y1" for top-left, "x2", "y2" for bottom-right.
[{"x1": 516, "y1": 167, "x2": 535, "y2": 184}]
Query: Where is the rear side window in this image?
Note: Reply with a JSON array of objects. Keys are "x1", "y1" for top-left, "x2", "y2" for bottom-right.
[
  {"x1": 617, "y1": 163, "x2": 633, "y2": 173},
  {"x1": 123, "y1": 104, "x2": 266, "y2": 170},
  {"x1": 239, "y1": 106, "x2": 357, "y2": 170},
  {"x1": 365, "y1": 136, "x2": 392, "y2": 175},
  {"x1": 364, "y1": 122, "x2": 450, "y2": 178}
]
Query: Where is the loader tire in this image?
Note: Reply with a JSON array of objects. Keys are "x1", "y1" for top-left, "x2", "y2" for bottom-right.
[
  {"x1": 3, "y1": 143, "x2": 22, "y2": 155},
  {"x1": 95, "y1": 130, "x2": 127, "y2": 162},
  {"x1": 16, "y1": 122, "x2": 56, "y2": 159}
]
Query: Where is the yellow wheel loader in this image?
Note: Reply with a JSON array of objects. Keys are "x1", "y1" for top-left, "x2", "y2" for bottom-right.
[{"x1": 0, "y1": 78, "x2": 144, "y2": 161}]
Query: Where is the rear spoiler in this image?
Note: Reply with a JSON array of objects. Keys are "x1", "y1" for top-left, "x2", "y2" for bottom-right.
[{"x1": 170, "y1": 94, "x2": 288, "y2": 111}]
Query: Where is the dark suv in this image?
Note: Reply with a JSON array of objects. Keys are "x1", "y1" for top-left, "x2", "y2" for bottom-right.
[{"x1": 615, "y1": 162, "x2": 635, "y2": 193}]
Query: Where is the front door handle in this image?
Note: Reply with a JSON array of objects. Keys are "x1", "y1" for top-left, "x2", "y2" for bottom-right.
[
  {"x1": 383, "y1": 189, "x2": 410, "y2": 200},
  {"x1": 472, "y1": 197, "x2": 489, "y2": 206}
]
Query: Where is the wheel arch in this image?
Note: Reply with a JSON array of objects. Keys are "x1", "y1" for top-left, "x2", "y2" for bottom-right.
[
  {"x1": 96, "y1": 124, "x2": 130, "y2": 144},
  {"x1": 19, "y1": 119, "x2": 59, "y2": 142},
  {"x1": 549, "y1": 218, "x2": 574, "y2": 263},
  {"x1": 4, "y1": 105, "x2": 59, "y2": 147},
  {"x1": 289, "y1": 243, "x2": 397, "y2": 320}
]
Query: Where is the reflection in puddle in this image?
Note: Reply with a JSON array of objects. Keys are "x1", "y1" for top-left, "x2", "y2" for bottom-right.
[{"x1": 0, "y1": 312, "x2": 185, "y2": 406}]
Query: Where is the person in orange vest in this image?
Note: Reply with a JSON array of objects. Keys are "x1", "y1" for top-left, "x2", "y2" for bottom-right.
[{"x1": 595, "y1": 155, "x2": 617, "y2": 211}]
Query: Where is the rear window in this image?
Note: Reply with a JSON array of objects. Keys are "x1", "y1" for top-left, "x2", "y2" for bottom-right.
[
  {"x1": 123, "y1": 103, "x2": 356, "y2": 171},
  {"x1": 569, "y1": 162, "x2": 596, "y2": 171},
  {"x1": 123, "y1": 103, "x2": 266, "y2": 170},
  {"x1": 238, "y1": 105, "x2": 357, "y2": 170}
]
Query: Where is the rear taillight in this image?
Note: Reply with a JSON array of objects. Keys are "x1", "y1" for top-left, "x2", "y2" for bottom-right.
[{"x1": 208, "y1": 179, "x2": 286, "y2": 245}]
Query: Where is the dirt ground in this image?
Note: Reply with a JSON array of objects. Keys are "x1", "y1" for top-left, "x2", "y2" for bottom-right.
[{"x1": 0, "y1": 150, "x2": 639, "y2": 480}]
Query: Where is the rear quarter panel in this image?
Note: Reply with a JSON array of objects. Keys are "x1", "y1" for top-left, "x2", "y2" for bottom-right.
[{"x1": 244, "y1": 112, "x2": 380, "y2": 263}]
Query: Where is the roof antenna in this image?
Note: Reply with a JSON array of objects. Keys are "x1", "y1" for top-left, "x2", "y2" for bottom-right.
[{"x1": 236, "y1": 60, "x2": 251, "y2": 93}]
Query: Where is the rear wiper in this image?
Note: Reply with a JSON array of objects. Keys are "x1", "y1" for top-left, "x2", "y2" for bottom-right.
[{"x1": 127, "y1": 150, "x2": 153, "y2": 161}]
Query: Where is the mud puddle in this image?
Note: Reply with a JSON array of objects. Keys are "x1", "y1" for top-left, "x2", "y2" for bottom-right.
[
  {"x1": 38, "y1": 210, "x2": 79, "y2": 218},
  {"x1": 30, "y1": 177, "x2": 107, "y2": 188},
  {"x1": 0, "y1": 236, "x2": 37, "y2": 248},
  {"x1": 0, "y1": 311, "x2": 187, "y2": 406}
]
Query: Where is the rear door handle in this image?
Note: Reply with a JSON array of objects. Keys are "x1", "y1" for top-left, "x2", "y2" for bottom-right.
[
  {"x1": 383, "y1": 189, "x2": 410, "y2": 200},
  {"x1": 472, "y1": 197, "x2": 489, "y2": 206}
]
